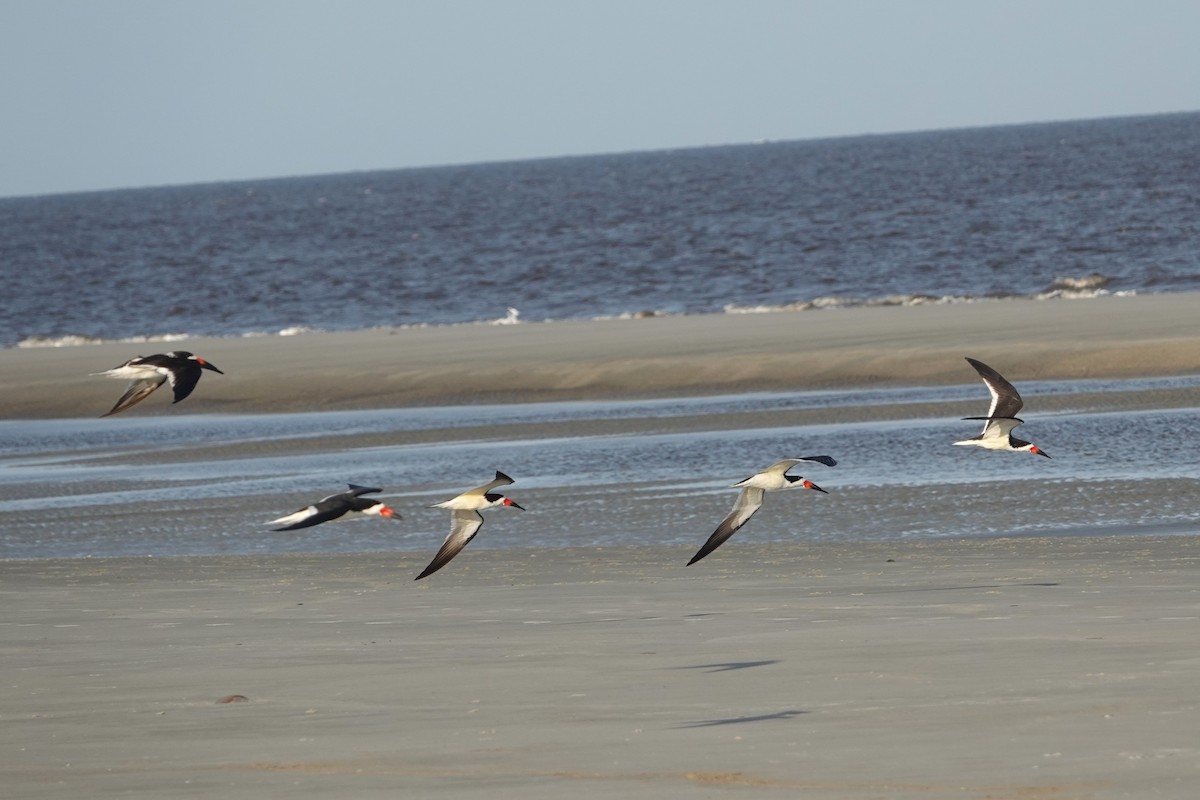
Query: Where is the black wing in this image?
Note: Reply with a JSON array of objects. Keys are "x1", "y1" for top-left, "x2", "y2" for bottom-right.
[
  {"x1": 688, "y1": 487, "x2": 764, "y2": 566},
  {"x1": 964, "y1": 357, "x2": 1024, "y2": 420},
  {"x1": 415, "y1": 510, "x2": 484, "y2": 580},
  {"x1": 101, "y1": 376, "x2": 167, "y2": 417},
  {"x1": 793, "y1": 455, "x2": 837, "y2": 468},
  {"x1": 270, "y1": 498, "x2": 353, "y2": 530},
  {"x1": 166, "y1": 360, "x2": 204, "y2": 403}
]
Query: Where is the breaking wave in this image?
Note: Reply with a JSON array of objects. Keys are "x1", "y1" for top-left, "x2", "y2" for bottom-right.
[
  {"x1": 723, "y1": 275, "x2": 1132, "y2": 315},
  {"x1": 15, "y1": 307, "x2": 530, "y2": 348},
  {"x1": 13, "y1": 276, "x2": 1134, "y2": 349}
]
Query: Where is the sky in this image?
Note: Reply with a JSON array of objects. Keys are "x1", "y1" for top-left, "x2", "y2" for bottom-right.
[{"x1": 1, "y1": 0, "x2": 1198, "y2": 198}]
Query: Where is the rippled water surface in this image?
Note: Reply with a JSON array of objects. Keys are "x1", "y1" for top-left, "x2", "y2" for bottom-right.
[
  {"x1": 3, "y1": 377, "x2": 1198, "y2": 559},
  {"x1": 3, "y1": 112, "x2": 1200, "y2": 347}
]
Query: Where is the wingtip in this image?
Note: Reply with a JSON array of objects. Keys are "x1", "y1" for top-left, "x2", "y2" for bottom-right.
[
  {"x1": 963, "y1": 356, "x2": 995, "y2": 375},
  {"x1": 99, "y1": 402, "x2": 127, "y2": 417},
  {"x1": 415, "y1": 553, "x2": 451, "y2": 580},
  {"x1": 804, "y1": 455, "x2": 837, "y2": 467}
]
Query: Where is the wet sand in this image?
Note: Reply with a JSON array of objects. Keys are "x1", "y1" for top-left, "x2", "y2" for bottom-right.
[
  {"x1": 3, "y1": 537, "x2": 1199, "y2": 799},
  {"x1": 3, "y1": 292, "x2": 1199, "y2": 418}
]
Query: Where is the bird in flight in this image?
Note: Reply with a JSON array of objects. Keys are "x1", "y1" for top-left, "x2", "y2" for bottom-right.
[
  {"x1": 94, "y1": 351, "x2": 224, "y2": 417},
  {"x1": 954, "y1": 357, "x2": 1051, "y2": 457},
  {"x1": 688, "y1": 455, "x2": 835, "y2": 566}
]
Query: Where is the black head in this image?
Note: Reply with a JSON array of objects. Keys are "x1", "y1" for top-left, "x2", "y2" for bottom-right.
[
  {"x1": 786, "y1": 475, "x2": 828, "y2": 494},
  {"x1": 485, "y1": 492, "x2": 525, "y2": 511},
  {"x1": 1011, "y1": 435, "x2": 1050, "y2": 458}
]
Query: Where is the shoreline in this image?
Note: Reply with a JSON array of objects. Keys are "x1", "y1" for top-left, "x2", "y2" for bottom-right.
[
  {"x1": 3, "y1": 518, "x2": 1200, "y2": 564},
  {"x1": 2, "y1": 292, "x2": 1199, "y2": 419}
]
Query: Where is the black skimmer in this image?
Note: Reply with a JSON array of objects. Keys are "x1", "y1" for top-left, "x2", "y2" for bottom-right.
[
  {"x1": 268, "y1": 484, "x2": 402, "y2": 531},
  {"x1": 688, "y1": 456, "x2": 835, "y2": 566},
  {"x1": 94, "y1": 351, "x2": 224, "y2": 417},
  {"x1": 954, "y1": 357, "x2": 1051, "y2": 458},
  {"x1": 415, "y1": 471, "x2": 525, "y2": 580}
]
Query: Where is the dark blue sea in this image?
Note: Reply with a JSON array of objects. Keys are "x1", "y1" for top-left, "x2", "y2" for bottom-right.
[{"x1": 2, "y1": 112, "x2": 1199, "y2": 348}]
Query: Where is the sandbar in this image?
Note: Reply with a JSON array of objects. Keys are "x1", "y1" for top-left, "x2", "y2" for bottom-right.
[{"x1": 2, "y1": 293, "x2": 1198, "y2": 418}]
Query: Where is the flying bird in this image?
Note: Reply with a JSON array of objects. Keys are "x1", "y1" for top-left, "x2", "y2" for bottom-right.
[
  {"x1": 94, "y1": 351, "x2": 224, "y2": 417},
  {"x1": 688, "y1": 456, "x2": 835, "y2": 566},
  {"x1": 267, "y1": 484, "x2": 402, "y2": 531},
  {"x1": 416, "y1": 471, "x2": 525, "y2": 580},
  {"x1": 954, "y1": 357, "x2": 1051, "y2": 457}
]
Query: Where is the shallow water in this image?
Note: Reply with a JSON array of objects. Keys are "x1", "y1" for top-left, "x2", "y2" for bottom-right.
[{"x1": 2, "y1": 377, "x2": 1198, "y2": 559}]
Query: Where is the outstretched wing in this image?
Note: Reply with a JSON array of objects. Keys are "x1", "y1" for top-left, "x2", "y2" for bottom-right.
[
  {"x1": 965, "y1": 357, "x2": 1024, "y2": 420},
  {"x1": 466, "y1": 470, "x2": 515, "y2": 497},
  {"x1": 416, "y1": 510, "x2": 485, "y2": 580},
  {"x1": 769, "y1": 455, "x2": 837, "y2": 472},
  {"x1": 688, "y1": 487, "x2": 765, "y2": 566},
  {"x1": 102, "y1": 375, "x2": 168, "y2": 417},
  {"x1": 166, "y1": 361, "x2": 204, "y2": 403},
  {"x1": 269, "y1": 498, "x2": 351, "y2": 530}
]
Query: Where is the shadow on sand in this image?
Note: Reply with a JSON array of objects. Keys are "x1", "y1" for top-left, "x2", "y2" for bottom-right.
[{"x1": 676, "y1": 709, "x2": 807, "y2": 728}]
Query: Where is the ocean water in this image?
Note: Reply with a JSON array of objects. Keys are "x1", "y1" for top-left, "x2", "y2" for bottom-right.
[
  {"x1": 3, "y1": 112, "x2": 1200, "y2": 348},
  {"x1": 2, "y1": 379, "x2": 1199, "y2": 559}
]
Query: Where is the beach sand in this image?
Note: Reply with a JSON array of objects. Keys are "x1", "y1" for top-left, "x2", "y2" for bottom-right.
[
  {"x1": 4, "y1": 293, "x2": 1200, "y2": 798},
  {"x1": 4, "y1": 538, "x2": 1199, "y2": 799},
  {"x1": 3, "y1": 292, "x2": 1199, "y2": 418}
]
